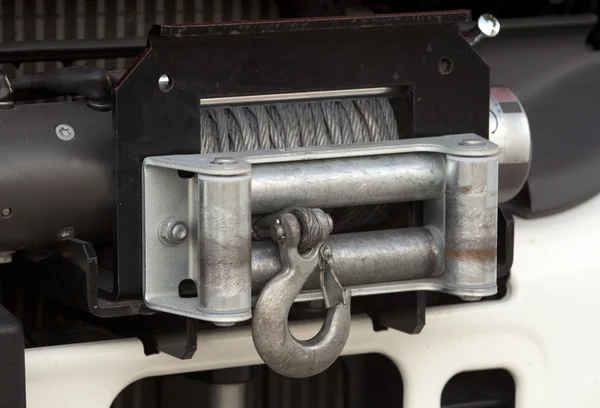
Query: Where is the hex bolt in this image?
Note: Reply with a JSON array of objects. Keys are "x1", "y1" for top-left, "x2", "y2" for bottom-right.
[
  {"x1": 211, "y1": 157, "x2": 238, "y2": 165},
  {"x1": 159, "y1": 218, "x2": 189, "y2": 246},
  {"x1": 55, "y1": 124, "x2": 75, "y2": 141},
  {"x1": 171, "y1": 223, "x2": 188, "y2": 242}
]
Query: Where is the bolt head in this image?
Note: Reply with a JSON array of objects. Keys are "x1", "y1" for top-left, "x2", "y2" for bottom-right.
[
  {"x1": 478, "y1": 14, "x2": 500, "y2": 38},
  {"x1": 56, "y1": 226, "x2": 76, "y2": 240},
  {"x1": 158, "y1": 74, "x2": 173, "y2": 92},
  {"x1": 460, "y1": 138, "x2": 485, "y2": 147},
  {"x1": 55, "y1": 124, "x2": 75, "y2": 141},
  {"x1": 270, "y1": 224, "x2": 286, "y2": 242},
  {"x1": 1, "y1": 208, "x2": 11, "y2": 217},
  {"x1": 171, "y1": 223, "x2": 188, "y2": 242},
  {"x1": 159, "y1": 219, "x2": 189, "y2": 246},
  {"x1": 460, "y1": 295, "x2": 482, "y2": 302},
  {"x1": 214, "y1": 321, "x2": 235, "y2": 327},
  {"x1": 211, "y1": 157, "x2": 238, "y2": 165}
]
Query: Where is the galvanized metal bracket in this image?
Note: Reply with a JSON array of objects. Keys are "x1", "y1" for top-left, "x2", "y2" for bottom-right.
[{"x1": 142, "y1": 133, "x2": 499, "y2": 321}]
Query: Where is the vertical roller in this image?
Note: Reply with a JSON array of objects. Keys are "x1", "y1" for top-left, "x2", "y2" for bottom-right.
[
  {"x1": 444, "y1": 155, "x2": 498, "y2": 299},
  {"x1": 197, "y1": 171, "x2": 253, "y2": 324}
]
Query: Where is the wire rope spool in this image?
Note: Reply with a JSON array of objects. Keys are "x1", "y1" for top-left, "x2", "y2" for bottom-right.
[{"x1": 200, "y1": 98, "x2": 400, "y2": 231}]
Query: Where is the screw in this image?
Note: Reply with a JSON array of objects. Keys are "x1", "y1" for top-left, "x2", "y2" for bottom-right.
[
  {"x1": 211, "y1": 157, "x2": 238, "y2": 165},
  {"x1": 1, "y1": 208, "x2": 11, "y2": 218},
  {"x1": 460, "y1": 295, "x2": 482, "y2": 302},
  {"x1": 466, "y1": 14, "x2": 500, "y2": 46},
  {"x1": 55, "y1": 124, "x2": 75, "y2": 141},
  {"x1": 460, "y1": 138, "x2": 485, "y2": 147},
  {"x1": 321, "y1": 246, "x2": 332, "y2": 259},
  {"x1": 159, "y1": 219, "x2": 189, "y2": 246},
  {"x1": 56, "y1": 226, "x2": 76, "y2": 240},
  {"x1": 214, "y1": 321, "x2": 235, "y2": 327}
]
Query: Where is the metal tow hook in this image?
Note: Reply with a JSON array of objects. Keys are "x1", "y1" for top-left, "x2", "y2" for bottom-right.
[{"x1": 252, "y1": 212, "x2": 351, "y2": 378}]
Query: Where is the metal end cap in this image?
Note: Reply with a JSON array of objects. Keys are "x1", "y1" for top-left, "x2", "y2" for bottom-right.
[{"x1": 478, "y1": 14, "x2": 500, "y2": 38}]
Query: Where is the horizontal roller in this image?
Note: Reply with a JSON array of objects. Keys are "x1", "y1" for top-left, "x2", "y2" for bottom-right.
[
  {"x1": 251, "y1": 227, "x2": 444, "y2": 294},
  {"x1": 250, "y1": 153, "x2": 446, "y2": 214}
]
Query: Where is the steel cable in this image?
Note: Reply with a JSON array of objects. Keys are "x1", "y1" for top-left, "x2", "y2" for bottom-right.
[{"x1": 200, "y1": 98, "x2": 399, "y2": 231}]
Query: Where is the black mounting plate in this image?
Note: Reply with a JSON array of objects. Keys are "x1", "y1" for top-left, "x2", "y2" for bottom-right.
[
  {"x1": 0, "y1": 305, "x2": 25, "y2": 408},
  {"x1": 18, "y1": 240, "x2": 152, "y2": 317}
]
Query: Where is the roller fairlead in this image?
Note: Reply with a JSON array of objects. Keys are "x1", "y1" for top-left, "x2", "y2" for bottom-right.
[{"x1": 143, "y1": 133, "x2": 500, "y2": 375}]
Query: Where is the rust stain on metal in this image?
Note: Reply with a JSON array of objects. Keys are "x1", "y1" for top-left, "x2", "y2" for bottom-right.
[{"x1": 445, "y1": 247, "x2": 495, "y2": 261}]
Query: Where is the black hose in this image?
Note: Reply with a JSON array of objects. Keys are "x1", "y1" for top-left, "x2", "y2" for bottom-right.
[{"x1": 10, "y1": 66, "x2": 122, "y2": 109}]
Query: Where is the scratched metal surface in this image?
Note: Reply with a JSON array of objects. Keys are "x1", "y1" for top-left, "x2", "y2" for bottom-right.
[{"x1": 0, "y1": 0, "x2": 278, "y2": 77}]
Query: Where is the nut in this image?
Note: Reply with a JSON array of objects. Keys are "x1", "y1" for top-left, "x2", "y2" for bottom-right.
[{"x1": 159, "y1": 219, "x2": 189, "y2": 246}]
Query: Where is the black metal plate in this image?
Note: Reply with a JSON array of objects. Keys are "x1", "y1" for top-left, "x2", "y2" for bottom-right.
[
  {"x1": 0, "y1": 305, "x2": 25, "y2": 408},
  {"x1": 16, "y1": 240, "x2": 152, "y2": 317},
  {"x1": 114, "y1": 12, "x2": 489, "y2": 298}
]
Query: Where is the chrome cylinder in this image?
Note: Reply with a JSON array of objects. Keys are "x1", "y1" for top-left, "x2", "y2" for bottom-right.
[
  {"x1": 489, "y1": 87, "x2": 532, "y2": 203},
  {"x1": 444, "y1": 155, "x2": 498, "y2": 298},
  {"x1": 251, "y1": 227, "x2": 444, "y2": 294},
  {"x1": 250, "y1": 153, "x2": 446, "y2": 214},
  {"x1": 197, "y1": 173, "x2": 252, "y2": 323}
]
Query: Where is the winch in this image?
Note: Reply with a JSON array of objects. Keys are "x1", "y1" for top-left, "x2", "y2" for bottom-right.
[{"x1": 0, "y1": 11, "x2": 531, "y2": 379}]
